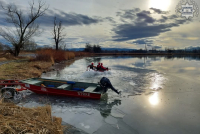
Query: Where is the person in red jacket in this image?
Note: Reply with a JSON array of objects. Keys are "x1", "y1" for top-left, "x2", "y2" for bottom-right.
[{"x1": 100, "y1": 63, "x2": 108, "y2": 71}]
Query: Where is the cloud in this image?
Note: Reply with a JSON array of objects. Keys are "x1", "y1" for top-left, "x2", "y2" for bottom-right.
[
  {"x1": 136, "y1": 10, "x2": 155, "y2": 23},
  {"x1": 113, "y1": 8, "x2": 190, "y2": 41},
  {"x1": 132, "y1": 39, "x2": 153, "y2": 45},
  {"x1": 150, "y1": 8, "x2": 169, "y2": 14},
  {"x1": 113, "y1": 23, "x2": 173, "y2": 41},
  {"x1": 0, "y1": 1, "x2": 12, "y2": 26},
  {"x1": 36, "y1": 9, "x2": 101, "y2": 26},
  {"x1": 0, "y1": 3, "x2": 101, "y2": 27},
  {"x1": 105, "y1": 17, "x2": 116, "y2": 23},
  {"x1": 154, "y1": 46, "x2": 162, "y2": 49},
  {"x1": 158, "y1": 15, "x2": 168, "y2": 23},
  {"x1": 186, "y1": 37, "x2": 199, "y2": 40},
  {"x1": 116, "y1": 8, "x2": 140, "y2": 21},
  {"x1": 148, "y1": 45, "x2": 163, "y2": 49}
]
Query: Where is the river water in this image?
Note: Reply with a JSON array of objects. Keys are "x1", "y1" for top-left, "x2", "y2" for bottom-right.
[{"x1": 21, "y1": 56, "x2": 200, "y2": 134}]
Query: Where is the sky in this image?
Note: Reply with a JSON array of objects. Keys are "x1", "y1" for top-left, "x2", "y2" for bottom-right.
[{"x1": 0, "y1": 0, "x2": 200, "y2": 50}]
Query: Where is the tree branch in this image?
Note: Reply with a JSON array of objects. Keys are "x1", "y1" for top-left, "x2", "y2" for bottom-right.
[{"x1": 0, "y1": 0, "x2": 48, "y2": 56}]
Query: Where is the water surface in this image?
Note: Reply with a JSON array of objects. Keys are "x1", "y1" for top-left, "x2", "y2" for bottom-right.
[{"x1": 22, "y1": 56, "x2": 200, "y2": 134}]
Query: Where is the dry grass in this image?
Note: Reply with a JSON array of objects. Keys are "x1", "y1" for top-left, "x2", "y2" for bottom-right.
[
  {"x1": 35, "y1": 49, "x2": 75, "y2": 63},
  {"x1": 0, "y1": 61, "x2": 52, "y2": 80},
  {"x1": 0, "y1": 57, "x2": 7, "y2": 61},
  {"x1": 0, "y1": 99, "x2": 65, "y2": 134},
  {"x1": 0, "y1": 53, "x2": 30, "y2": 61},
  {"x1": 0, "y1": 49, "x2": 86, "y2": 80}
]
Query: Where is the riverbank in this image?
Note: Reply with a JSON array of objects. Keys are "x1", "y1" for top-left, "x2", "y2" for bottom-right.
[
  {"x1": 0, "y1": 54, "x2": 83, "y2": 134},
  {"x1": 0, "y1": 57, "x2": 82, "y2": 80},
  {"x1": 0, "y1": 49, "x2": 87, "y2": 80},
  {"x1": 0, "y1": 99, "x2": 65, "y2": 134}
]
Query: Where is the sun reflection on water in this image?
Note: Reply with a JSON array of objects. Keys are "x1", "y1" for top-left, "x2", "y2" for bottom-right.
[
  {"x1": 149, "y1": 92, "x2": 159, "y2": 105},
  {"x1": 151, "y1": 83, "x2": 159, "y2": 90},
  {"x1": 148, "y1": 73, "x2": 165, "y2": 106},
  {"x1": 149, "y1": 73, "x2": 165, "y2": 90}
]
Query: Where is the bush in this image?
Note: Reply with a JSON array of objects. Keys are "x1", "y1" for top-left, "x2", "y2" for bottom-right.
[{"x1": 35, "y1": 49, "x2": 75, "y2": 63}]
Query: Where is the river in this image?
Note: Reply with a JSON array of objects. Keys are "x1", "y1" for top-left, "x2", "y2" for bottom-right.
[{"x1": 20, "y1": 55, "x2": 200, "y2": 134}]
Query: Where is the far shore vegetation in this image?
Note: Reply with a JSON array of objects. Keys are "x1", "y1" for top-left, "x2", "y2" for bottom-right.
[{"x1": 0, "y1": 49, "x2": 92, "y2": 80}]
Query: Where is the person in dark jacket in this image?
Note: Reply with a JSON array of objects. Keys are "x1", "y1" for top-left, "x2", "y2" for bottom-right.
[
  {"x1": 100, "y1": 77, "x2": 121, "y2": 94},
  {"x1": 87, "y1": 63, "x2": 96, "y2": 70},
  {"x1": 96, "y1": 62, "x2": 101, "y2": 71}
]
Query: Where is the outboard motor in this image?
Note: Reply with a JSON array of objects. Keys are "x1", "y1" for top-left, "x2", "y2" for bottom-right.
[{"x1": 100, "y1": 77, "x2": 121, "y2": 94}]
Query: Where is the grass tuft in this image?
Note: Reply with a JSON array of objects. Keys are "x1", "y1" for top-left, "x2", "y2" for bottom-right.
[{"x1": 0, "y1": 99, "x2": 67, "y2": 134}]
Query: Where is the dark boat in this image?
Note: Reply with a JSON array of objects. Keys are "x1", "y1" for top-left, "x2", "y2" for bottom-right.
[{"x1": 20, "y1": 78, "x2": 107, "y2": 99}]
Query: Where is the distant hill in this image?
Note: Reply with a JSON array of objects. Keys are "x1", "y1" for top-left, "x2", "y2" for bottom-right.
[
  {"x1": 67, "y1": 48, "x2": 85, "y2": 51},
  {"x1": 185, "y1": 47, "x2": 200, "y2": 51},
  {"x1": 67, "y1": 48, "x2": 137, "y2": 51}
]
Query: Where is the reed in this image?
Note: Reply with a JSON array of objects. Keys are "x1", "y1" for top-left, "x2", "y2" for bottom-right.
[
  {"x1": 35, "y1": 49, "x2": 75, "y2": 63},
  {"x1": 0, "y1": 99, "x2": 66, "y2": 134}
]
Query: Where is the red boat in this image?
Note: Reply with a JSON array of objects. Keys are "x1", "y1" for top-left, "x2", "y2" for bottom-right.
[
  {"x1": 87, "y1": 68, "x2": 110, "y2": 72},
  {"x1": 0, "y1": 77, "x2": 118, "y2": 99}
]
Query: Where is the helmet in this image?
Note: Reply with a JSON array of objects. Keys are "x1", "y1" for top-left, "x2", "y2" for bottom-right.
[
  {"x1": 101, "y1": 63, "x2": 103, "y2": 65},
  {"x1": 91, "y1": 63, "x2": 94, "y2": 65},
  {"x1": 98, "y1": 62, "x2": 100, "y2": 65}
]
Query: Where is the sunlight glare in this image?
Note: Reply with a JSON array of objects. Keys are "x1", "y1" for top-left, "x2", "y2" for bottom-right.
[
  {"x1": 149, "y1": 92, "x2": 159, "y2": 105},
  {"x1": 149, "y1": 0, "x2": 171, "y2": 11},
  {"x1": 151, "y1": 83, "x2": 159, "y2": 90}
]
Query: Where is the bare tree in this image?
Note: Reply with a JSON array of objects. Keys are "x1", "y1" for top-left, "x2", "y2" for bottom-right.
[
  {"x1": 22, "y1": 39, "x2": 38, "y2": 51},
  {"x1": 0, "y1": 42, "x2": 3, "y2": 51},
  {"x1": 59, "y1": 42, "x2": 67, "y2": 50},
  {"x1": 62, "y1": 43, "x2": 67, "y2": 50},
  {"x1": 53, "y1": 17, "x2": 65, "y2": 50},
  {"x1": 0, "y1": 0, "x2": 48, "y2": 56}
]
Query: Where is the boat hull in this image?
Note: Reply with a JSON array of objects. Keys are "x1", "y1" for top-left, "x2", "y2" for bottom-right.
[{"x1": 22, "y1": 83, "x2": 102, "y2": 99}]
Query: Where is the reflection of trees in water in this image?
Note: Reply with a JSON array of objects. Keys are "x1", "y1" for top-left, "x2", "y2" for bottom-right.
[
  {"x1": 109, "y1": 55, "x2": 200, "y2": 61},
  {"x1": 175, "y1": 55, "x2": 200, "y2": 60},
  {"x1": 113, "y1": 55, "x2": 200, "y2": 62},
  {"x1": 164, "y1": 55, "x2": 174, "y2": 60},
  {"x1": 85, "y1": 57, "x2": 101, "y2": 66},
  {"x1": 161, "y1": 55, "x2": 200, "y2": 60}
]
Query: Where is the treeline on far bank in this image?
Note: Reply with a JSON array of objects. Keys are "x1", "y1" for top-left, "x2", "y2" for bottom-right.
[
  {"x1": 83, "y1": 43, "x2": 200, "y2": 54},
  {"x1": 84, "y1": 43, "x2": 102, "y2": 53}
]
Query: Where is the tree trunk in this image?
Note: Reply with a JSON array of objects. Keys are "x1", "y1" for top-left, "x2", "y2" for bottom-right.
[
  {"x1": 56, "y1": 42, "x2": 58, "y2": 50},
  {"x1": 14, "y1": 45, "x2": 20, "y2": 57}
]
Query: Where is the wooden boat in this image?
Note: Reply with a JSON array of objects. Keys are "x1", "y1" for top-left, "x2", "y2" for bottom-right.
[{"x1": 20, "y1": 78, "x2": 106, "y2": 99}]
